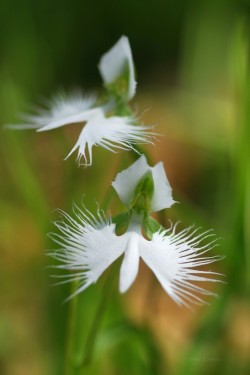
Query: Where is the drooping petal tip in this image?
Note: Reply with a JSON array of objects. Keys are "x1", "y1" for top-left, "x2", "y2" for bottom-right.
[{"x1": 65, "y1": 113, "x2": 155, "y2": 166}]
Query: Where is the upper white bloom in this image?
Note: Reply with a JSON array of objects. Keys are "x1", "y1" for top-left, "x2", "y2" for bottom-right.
[
  {"x1": 49, "y1": 206, "x2": 222, "y2": 306},
  {"x1": 112, "y1": 155, "x2": 175, "y2": 212},
  {"x1": 7, "y1": 91, "x2": 154, "y2": 166},
  {"x1": 98, "y1": 36, "x2": 137, "y2": 101},
  {"x1": 6, "y1": 38, "x2": 151, "y2": 165}
]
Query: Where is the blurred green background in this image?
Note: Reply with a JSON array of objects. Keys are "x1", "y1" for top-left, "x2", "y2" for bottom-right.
[{"x1": 0, "y1": 0, "x2": 250, "y2": 374}]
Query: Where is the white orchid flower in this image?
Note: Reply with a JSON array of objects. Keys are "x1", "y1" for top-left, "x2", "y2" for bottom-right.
[
  {"x1": 6, "y1": 37, "x2": 152, "y2": 165},
  {"x1": 49, "y1": 205, "x2": 222, "y2": 306},
  {"x1": 98, "y1": 36, "x2": 136, "y2": 101},
  {"x1": 112, "y1": 155, "x2": 176, "y2": 212},
  {"x1": 7, "y1": 91, "x2": 154, "y2": 166},
  {"x1": 48, "y1": 158, "x2": 222, "y2": 305}
]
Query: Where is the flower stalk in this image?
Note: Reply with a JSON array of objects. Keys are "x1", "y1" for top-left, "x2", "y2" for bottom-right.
[{"x1": 79, "y1": 264, "x2": 118, "y2": 368}]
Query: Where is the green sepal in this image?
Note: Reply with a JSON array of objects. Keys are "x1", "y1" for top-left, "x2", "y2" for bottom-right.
[
  {"x1": 105, "y1": 67, "x2": 130, "y2": 102},
  {"x1": 112, "y1": 211, "x2": 132, "y2": 234},
  {"x1": 143, "y1": 216, "x2": 163, "y2": 240}
]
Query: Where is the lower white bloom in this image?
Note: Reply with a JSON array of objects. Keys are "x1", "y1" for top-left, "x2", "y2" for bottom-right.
[{"x1": 49, "y1": 206, "x2": 223, "y2": 306}]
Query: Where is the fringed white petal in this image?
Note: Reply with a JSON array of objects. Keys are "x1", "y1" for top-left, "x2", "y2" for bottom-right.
[
  {"x1": 66, "y1": 112, "x2": 155, "y2": 166},
  {"x1": 48, "y1": 206, "x2": 222, "y2": 305},
  {"x1": 139, "y1": 224, "x2": 223, "y2": 307},
  {"x1": 112, "y1": 155, "x2": 175, "y2": 212},
  {"x1": 7, "y1": 92, "x2": 98, "y2": 131},
  {"x1": 98, "y1": 36, "x2": 137, "y2": 100},
  {"x1": 48, "y1": 205, "x2": 127, "y2": 299},
  {"x1": 36, "y1": 92, "x2": 98, "y2": 131}
]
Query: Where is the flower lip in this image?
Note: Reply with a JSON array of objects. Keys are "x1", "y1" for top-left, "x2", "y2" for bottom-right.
[
  {"x1": 65, "y1": 113, "x2": 155, "y2": 166},
  {"x1": 119, "y1": 230, "x2": 140, "y2": 293}
]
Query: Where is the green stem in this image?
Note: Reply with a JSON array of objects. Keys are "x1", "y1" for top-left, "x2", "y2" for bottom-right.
[
  {"x1": 114, "y1": 100, "x2": 154, "y2": 164},
  {"x1": 79, "y1": 265, "x2": 117, "y2": 368},
  {"x1": 65, "y1": 282, "x2": 78, "y2": 375},
  {"x1": 65, "y1": 154, "x2": 126, "y2": 373},
  {"x1": 132, "y1": 144, "x2": 153, "y2": 164},
  {"x1": 74, "y1": 157, "x2": 127, "y2": 368}
]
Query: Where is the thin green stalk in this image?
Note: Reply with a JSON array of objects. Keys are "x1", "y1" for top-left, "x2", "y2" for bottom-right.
[
  {"x1": 79, "y1": 265, "x2": 118, "y2": 368},
  {"x1": 115, "y1": 100, "x2": 154, "y2": 165},
  {"x1": 65, "y1": 281, "x2": 78, "y2": 375},
  {"x1": 74, "y1": 156, "x2": 127, "y2": 368},
  {"x1": 65, "y1": 154, "x2": 127, "y2": 373}
]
